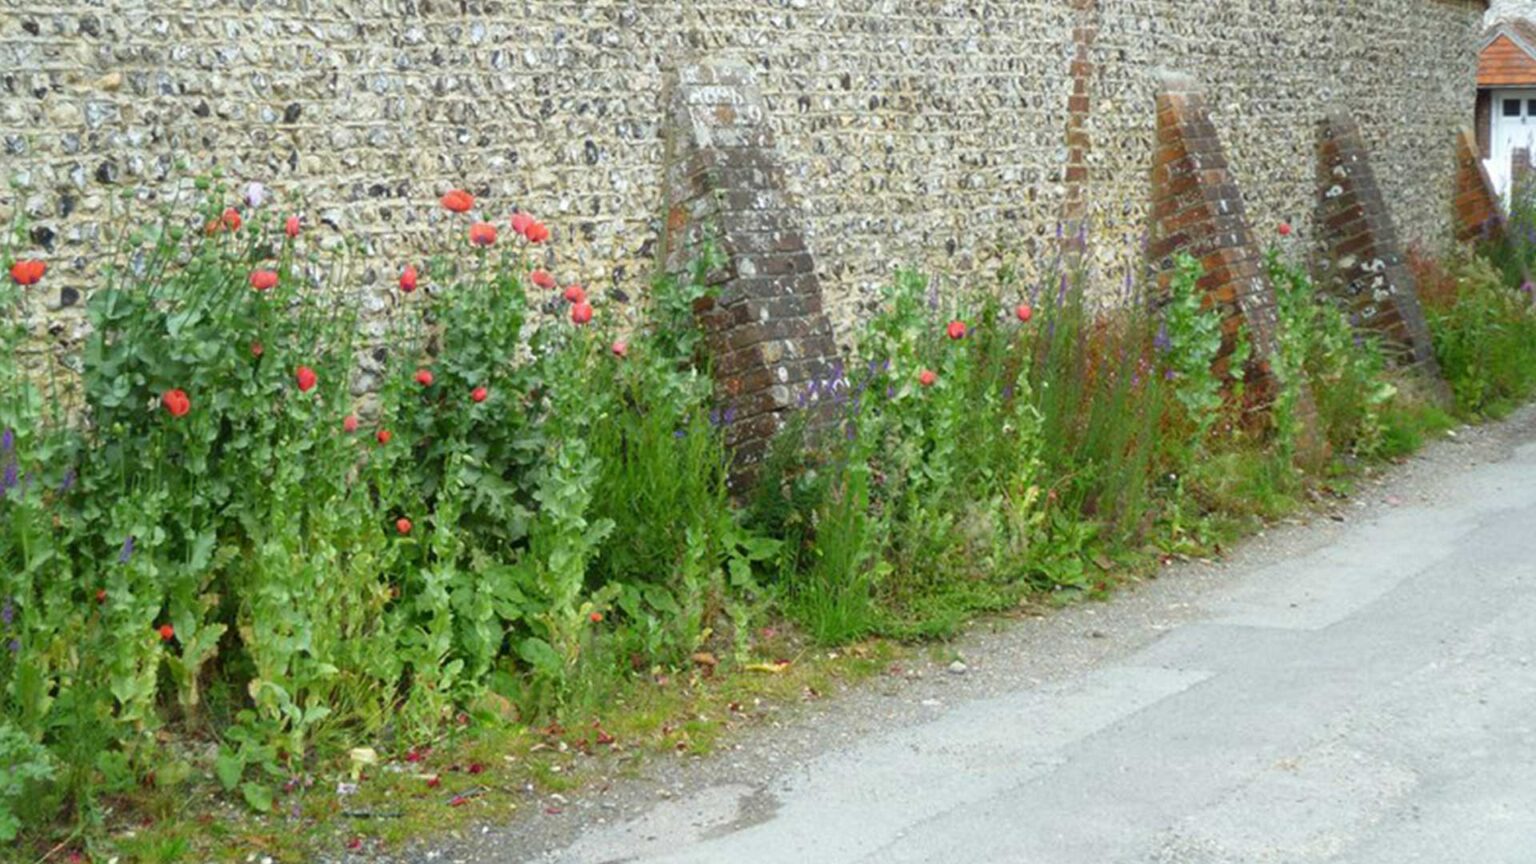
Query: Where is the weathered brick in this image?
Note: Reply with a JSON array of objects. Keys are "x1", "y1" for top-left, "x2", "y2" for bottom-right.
[
  {"x1": 1315, "y1": 112, "x2": 1446, "y2": 388},
  {"x1": 661, "y1": 59, "x2": 840, "y2": 484}
]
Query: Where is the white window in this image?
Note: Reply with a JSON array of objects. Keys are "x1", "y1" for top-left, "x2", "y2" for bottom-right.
[{"x1": 1487, "y1": 89, "x2": 1536, "y2": 202}]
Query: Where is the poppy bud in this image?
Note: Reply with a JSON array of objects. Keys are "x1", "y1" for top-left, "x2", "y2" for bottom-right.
[
  {"x1": 8, "y1": 259, "x2": 46, "y2": 286},
  {"x1": 284, "y1": 215, "x2": 301, "y2": 238},
  {"x1": 441, "y1": 189, "x2": 474, "y2": 213},
  {"x1": 249, "y1": 269, "x2": 279, "y2": 291},
  {"x1": 469, "y1": 222, "x2": 498, "y2": 247},
  {"x1": 161, "y1": 388, "x2": 191, "y2": 417}
]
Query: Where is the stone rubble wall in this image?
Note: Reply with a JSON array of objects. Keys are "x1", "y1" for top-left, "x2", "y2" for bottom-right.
[
  {"x1": 0, "y1": 1, "x2": 1486, "y2": 351},
  {"x1": 1488, "y1": 0, "x2": 1536, "y2": 25}
]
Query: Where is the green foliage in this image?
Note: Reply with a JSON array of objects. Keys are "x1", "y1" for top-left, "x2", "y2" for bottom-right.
[
  {"x1": 0, "y1": 722, "x2": 53, "y2": 841},
  {"x1": 4, "y1": 176, "x2": 1526, "y2": 854},
  {"x1": 0, "y1": 185, "x2": 768, "y2": 844},
  {"x1": 1423, "y1": 254, "x2": 1536, "y2": 418},
  {"x1": 1481, "y1": 173, "x2": 1536, "y2": 290},
  {"x1": 1160, "y1": 253, "x2": 1226, "y2": 445},
  {"x1": 753, "y1": 260, "x2": 1181, "y2": 640},
  {"x1": 1266, "y1": 250, "x2": 1400, "y2": 459}
]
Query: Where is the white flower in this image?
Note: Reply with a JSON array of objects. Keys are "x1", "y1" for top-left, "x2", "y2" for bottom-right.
[{"x1": 244, "y1": 181, "x2": 266, "y2": 209}]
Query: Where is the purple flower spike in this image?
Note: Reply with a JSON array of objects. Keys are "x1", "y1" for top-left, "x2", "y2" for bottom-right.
[
  {"x1": 1, "y1": 598, "x2": 14, "y2": 626},
  {"x1": 6, "y1": 639, "x2": 18, "y2": 655},
  {"x1": 0, "y1": 428, "x2": 12, "y2": 454},
  {"x1": 118, "y1": 535, "x2": 136, "y2": 565}
]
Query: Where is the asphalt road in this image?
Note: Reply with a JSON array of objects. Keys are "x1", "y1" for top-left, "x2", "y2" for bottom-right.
[{"x1": 434, "y1": 408, "x2": 1536, "y2": 864}]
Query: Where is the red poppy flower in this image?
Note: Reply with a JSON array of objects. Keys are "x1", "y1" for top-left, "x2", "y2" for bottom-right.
[
  {"x1": 611, "y1": 340, "x2": 628, "y2": 358},
  {"x1": 343, "y1": 414, "x2": 359, "y2": 433},
  {"x1": 1278, "y1": 222, "x2": 1293, "y2": 237},
  {"x1": 295, "y1": 365, "x2": 318, "y2": 392},
  {"x1": 466, "y1": 762, "x2": 485, "y2": 775},
  {"x1": 589, "y1": 611, "x2": 603, "y2": 623},
  {"x1": 414, "y1": 369, "x2": 434, "y2": 387},
  {"x1": 284, "y1": 215, "x2": 301, "y2": 238},
  {"x1": 9, "y1": 259, "x2": 46, "y2": 286},
  {"x1": 1016, "y1": 304, "x2": 1033, "y2": 323},
  {"x1": 441, "y1": 189, "x2": 474, "y2": 213},
  {"x1": 396, "y1": 517, "x2": 412, "y2": 535},
  {"x1": 471, "y1": 386, "x2": 488, "y2": 403},
  {"x1": 510, "y1": 211, "x2": 534, "y2": 236},
  {"x1": 570, "y1": 301, "x2": 593, "y2": 325},
  {"x1": 947, "y1": 320, "x2": 967, "y2": 340},
  {"x1": 468, "y1": 222, "x2": 498, "y2": 247},
  {"x1": 562, "y1": 284, "x2": 586, "y2": 304},
  {"x1": 400, "y1": 265, "x2": 418, "y2": 293},
  {"x1": 426, "y1": 776, "x2": 441, "y2": 789},
  {"x1": 919, "y1": 369, "x2": 937, "y2": 387},
  {"x1": 96, "y1": 588, "x2": 108, "y2": 604},
  {"x1": 221, "y1": 208, "x2": 242, "y2": 231},
  {"x1": 158, "y1": 624, "x2": 175, "y2": 642},
  {"x1": 346, "y1": 837, "x2": 362, "y2": 851},
  {"x1": 249, "y1": 269, "x2": 279, "y2": 291},
  {"x1": 250, "y1": 341, "x2": 264, "y2": 358},
  {"x1": 161, "y1": 388, "x2": 191, "y2": 417},
  {"x1": 376, "y1": 428, "x2": 393, "y2": 445},
  {"x1": 525, "y1": 221, "x2": 550, "y2": 244},
  {"x1": 530, "y1": 269, "x2": 556, "y2": 290}
]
